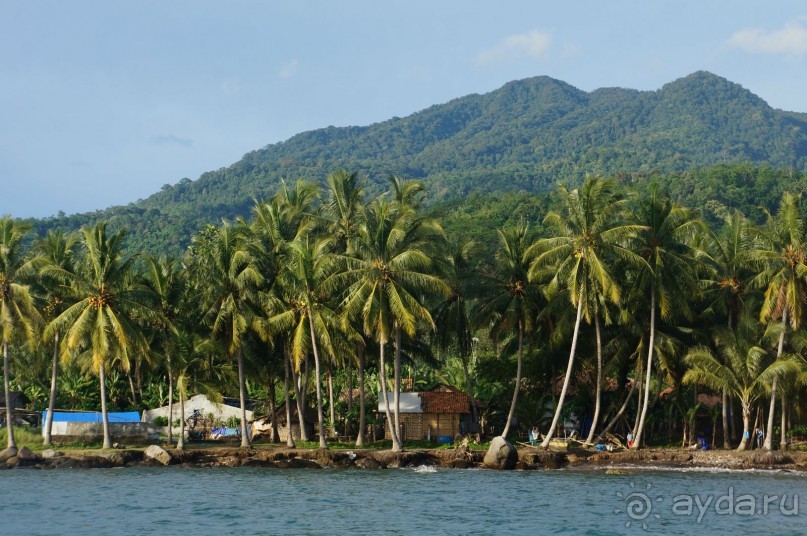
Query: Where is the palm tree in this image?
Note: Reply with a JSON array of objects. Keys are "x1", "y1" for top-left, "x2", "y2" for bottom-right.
[
  {"x1": 528, "y1": 177, "x2": 642, "y2": 446},
  {"x1": 683, "y1": 320, "x2": 800, "y2": 451},
  {"x1": 432, "y1": 240, "x2": 480, "y2": 430},
  {"x1": 338, "y1": 199, "x2": 448, "y2": 451},
  {"x1": 474, "y1": 223, "x2": 541, "y2": 439},
  {"x1": 0, "y1": 217, "x2": 40, "y2": 453},
  {"x1": 265, "y1": 237, "x2": 355, "y2": 449},
  {"x1": 629, "y1": 189, "x2": 702, "y2": 448},
  {"x1": 32, "y1": 229, "x2": 77, "y2": 446},
  {"x1": 750, "y1": 193, "x2": 807, "y2": 450},
  {"x1": 140, "y1": 255, "x2": 183, "y2": 444},
  {"x1": 700, "y1": 210, "x2": 755, "y2": 447},
  {"x1": 43, "y1": 223, "x2": 153, "y2": 449},
  {"x1": 194, "y1": 222, "x2": 262, "y2": 448}
]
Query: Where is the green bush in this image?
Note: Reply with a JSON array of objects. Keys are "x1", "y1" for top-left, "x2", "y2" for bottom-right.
[{"x1": 153, "y1": 416, "x2": 169, "y2": 427}]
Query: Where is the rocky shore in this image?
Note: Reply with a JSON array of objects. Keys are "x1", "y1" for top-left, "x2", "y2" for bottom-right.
[{"x1": 3, "y1": 442, "x2": 807, "y2": 472}]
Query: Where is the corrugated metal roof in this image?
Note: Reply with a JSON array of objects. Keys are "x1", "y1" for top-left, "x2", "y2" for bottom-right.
[
  {"x1": 43, "y1": 411, "x2": 141, "y2": 423},
  {"x1": 378, "y1": 392, "x2": 422, "y2": 413}
]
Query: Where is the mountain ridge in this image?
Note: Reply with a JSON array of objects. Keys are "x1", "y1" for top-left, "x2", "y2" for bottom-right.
[{"x1": 33, "y1": 71, "x2": 807, "y2": 255}]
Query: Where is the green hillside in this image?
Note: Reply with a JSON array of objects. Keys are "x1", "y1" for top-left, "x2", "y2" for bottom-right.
[{"x1": 31, "y1": 71, "x2": 807, "y2": 255}]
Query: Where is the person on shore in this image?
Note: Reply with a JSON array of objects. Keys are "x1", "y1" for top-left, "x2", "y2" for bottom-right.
[
  {"x1": 626, "y1": 433, "x2": 634, "y2": 448},
  {"x1": 529, "y1": 426, "x2": 540, "y2": 446},
  {"x1": 755, "y1": 428, "x2": 764, "y2": 449}
]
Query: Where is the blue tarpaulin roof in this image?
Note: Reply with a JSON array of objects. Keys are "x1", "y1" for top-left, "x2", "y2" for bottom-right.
[{"x1": 42, "y1": 411, "x2": 141, "y2": 423}]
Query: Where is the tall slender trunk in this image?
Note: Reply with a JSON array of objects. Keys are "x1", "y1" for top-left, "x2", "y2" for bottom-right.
[
  {"x1": 127, "y1": 370, "x2": 137, "y2": 407},
  {"x1": 99, "y1": 362, "x2": 112, "y2": 449},
  {"x1": 347, "y1": 353, "x2": 354, "y2": 414},
  {"x1": 307, "y1": 308, "x2": 328, "y2": 449},
  {"x1": 283, "y1": 344, "x2": 295, "y2": 448},
  {"x1": 356, "y1": 344, "x2": 366, "y2": 448},
  {"x1": 765, "y1": 309, "x2": 787, "y2": 451},
  {"x1": 501, "y1": 322, "x2": 524, "y2": 439},
  {"x1": 3, "y1": 342, "x2": 17, "y2": 451},
  {"x1": 326, "y1": 358, "x2": 335, "y2": 438},
  {"x1": 780, "y1": 394, "x2": 788, "y2": 450},
  {"x1": 460, "y1": 352, "x2": 478, "y2": 431},
  {"x1": 379, "y1": 339, "x2": 402, "y2": 451},
  {"x1": 302, "y1": 352, "x2": 309, "y2": 416},
  {"x1": 632, "y1": 286, "x2": 656, "y2": 449},
  {"x1": 736, "y1": 403, "x2": 751, "y2": 451},
  {"x1": 729, "y1": 395, "x2": 738, "y2": 442},
  {"x1": 166, "y1": 355, "x2": 173, "y2": 444},
  {"x1": 585, "y1": 316, "x2": 603, "y2": 444},
  {"x1": 236, "y1": 348, "x2": 251, "y2": 448},
  {"x1": 292, "y1": 357, "x2": 309, "y2": 441},
  {"x1": 542, "y1": 293, "x2": 584, "y2": 447},
  {"x1": 722, "y1": 311, "x2": 731, "y2": 449},
  {"x1": 721, "y1": 390, "x2": 730, "y2": 449},
  {"x1": 44, "y1": 333, "x2": 60, "y2": 447},
  {"x1": 268, "y1": 374, "x2": 280, "y2": 443},
  {"x1": 393, "y1": 326, "x2": 402, "y2": 443},
  {"x1": 595, "y1": 378, "x2": 637, "y2": 443},
  {"x1": 177, "y1": 384, "x2": 185, "y2": 450}
]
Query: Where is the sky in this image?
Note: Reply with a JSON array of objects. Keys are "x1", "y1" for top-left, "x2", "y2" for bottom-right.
[{"x1": 3, "y1": 0, "x2": 807, "y2": 218}]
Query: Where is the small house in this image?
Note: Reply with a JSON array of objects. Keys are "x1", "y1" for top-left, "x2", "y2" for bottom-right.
[
  {"x1": 378, "y1": 384, "x2": 479, "y2": 441},
  {"x1": 142, "y1": 394, "x2": 254, "y2": 426},
  {"x1": 42, "y1": 411, "x2": 151, "y2": 443}
]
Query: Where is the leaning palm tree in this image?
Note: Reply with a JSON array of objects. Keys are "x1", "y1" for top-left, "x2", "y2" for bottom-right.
[
  {"x1": 194, "y1": 222, "x2": 262, "y2": 448},
  {"x1": 0, "y1": 217, "x2": 40, "y2": 453},
  {"x1": 683, "y1": 320, "x2": 800, "y2": 451},
  {"x1": 528, "y1": 177, "x2": 643, "y2": 446},
  {"x1": 628, "y1": 189, "x2": 702, "y2": 448},
  {"x1": 338, "y1": 199, "x2": 448, "y2": 451},
  {"x1": 43, "y1": 223, "x2": 154, "y2": 449},
  {"x1": 474, "y1": 223, "x2": 541, "y2": 439},
  {"x1": 32, "y1": 229, "x2": 77, "y2": 446},
  {"x1": 750, "y1": 192, "x2": 807, "y2": 450}
]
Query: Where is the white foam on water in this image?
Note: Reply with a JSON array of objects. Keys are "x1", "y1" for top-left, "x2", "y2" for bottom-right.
[{"x1": 412, "y1": 465, "x2": 438, "y2": 473}]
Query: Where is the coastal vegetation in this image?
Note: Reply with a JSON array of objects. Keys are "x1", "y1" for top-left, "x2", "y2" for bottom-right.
[{"x1": 4, "y1": 169, "x2": 807, "y2": 455}]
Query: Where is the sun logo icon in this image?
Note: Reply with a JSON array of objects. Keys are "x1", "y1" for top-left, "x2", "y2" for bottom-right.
[{"x1": 615, "y1": 482, "x2": 663, "y2": 530}]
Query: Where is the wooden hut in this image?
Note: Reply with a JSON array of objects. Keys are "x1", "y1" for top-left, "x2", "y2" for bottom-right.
[{"x1": 379, "y1": 384, "x2": 479, "y2": 441}]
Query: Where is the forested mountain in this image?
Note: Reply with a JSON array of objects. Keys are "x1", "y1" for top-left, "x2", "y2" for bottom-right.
[{"x1": 31, "y1": 71, "x2": 807, "y2": 255}]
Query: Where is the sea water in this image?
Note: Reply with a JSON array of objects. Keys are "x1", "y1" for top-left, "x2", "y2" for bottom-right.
[{"x1": 2, "y1": 466, "x2": 807, "y2": 535}]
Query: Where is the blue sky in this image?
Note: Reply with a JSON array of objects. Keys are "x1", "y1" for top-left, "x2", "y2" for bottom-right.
[{"x1": 3, "y1": 0, "x2": 807, "y2": 218}]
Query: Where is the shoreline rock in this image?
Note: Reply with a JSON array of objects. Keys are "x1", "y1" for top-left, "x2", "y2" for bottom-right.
[{"x1": 2, "y1": 443, "x2": 805, "y2": 472}]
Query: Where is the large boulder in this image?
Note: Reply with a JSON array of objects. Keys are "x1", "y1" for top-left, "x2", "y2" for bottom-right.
[
  {"x1": 0, "y1": 446, "x2": 18, "y2": 461},
  {"x1": 42, "y1": 449, "x2": 64, "y2": 459},
  {"x1": 144, "y1": 444, "x2": 173, "y2": 466},
  {"x1": 483, "y1": 436, "x2": 518, "y2": 470}
]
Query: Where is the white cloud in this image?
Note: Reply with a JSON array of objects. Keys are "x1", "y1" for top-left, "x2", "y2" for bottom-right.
[
  {"x1": 279, "y1": 59, "x2": 299, "y2": 79},
  {"x1": 476, "y1": 30, "x2": 551, "y2": 65},
  {"x1": 728, "y1": 21, "x2": 807, "y2": 56}
]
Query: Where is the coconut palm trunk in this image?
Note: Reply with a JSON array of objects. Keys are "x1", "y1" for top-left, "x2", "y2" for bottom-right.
[
  {"x1": 326, "y1": 359, "x2": 335, "y2": 438},
  {"x1": 393, "y1": 327, "x2": 402, "y2": 443},
  {"x1": 780, "y1": 395, "x2": 788, "y2": 450},
  {"x1": 292, "y1": 359, "x2": 308, "y2": 441},
  {"x1": 307, "y1": 308, "x2": 328, "y2": 449},
  {"x1": 721, "y1": 390, "x2": 730, "y2": 449},
  {"x1": 268, "y1": 375, "x2": 280, "y2": 443},
  {"x1": 43, "y1": 333, "x2": 60, "y2": 447},
  {"x1": 3, "y1": 342, "x2": 17, "y2": 451},
  {"x1": 166, "y1": 356, "x2": 174, "y2": 444},
  {"x1": 379, "y1": 340, "x2": 402, "y2": 451},
  {"x1": 595, "y1": 378, "x2": 637, "y2": 443},
  {"x1": 737, "y1": 403, "x2": 752, "y2": 451},
  {"x1": 283, "y1": 345, "x2": 296, "y2": 448},
  {"x1": 585, "y1": 316, "x2": 604, "y2": 444},
  {"x1": 236, "y1": 348, "x2": 251, "y2": 448},
  {"x1": 461, "y1": 354, "x2": 478, "y2": 431},
  {"x1": 501, "y1": 321, "x2": 524, "y2": 439},
  {"x1": 177, "y1": 386, "x2": 185, "y2": 450},
  {"x1": 356, "y1": 344, "x2": 366, "y2": 447},
  {"x1": 632, "y1": 286, "x2": 656, "y2": 449},
  {"x1": 764, "y1": 310, "x2": 787, "y2": 451},
  {"x1": 99, "y1": 363, "x2": 112, "y2": 449},
  {"x1": 542, "y1": 293, "x2": 585, "y2": 447}
]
